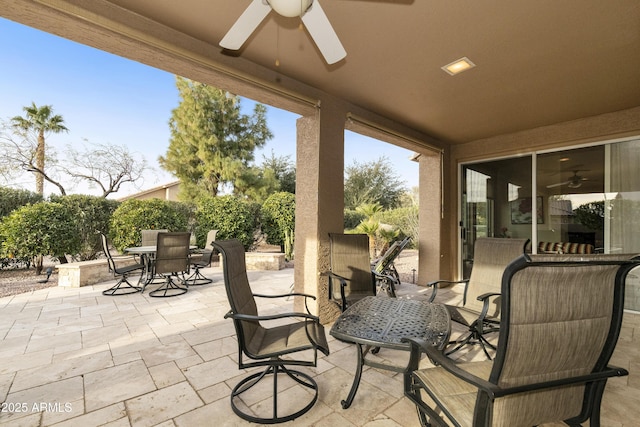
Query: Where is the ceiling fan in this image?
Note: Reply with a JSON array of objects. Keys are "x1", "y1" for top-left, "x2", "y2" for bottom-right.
[
  {"x1": 219, "y1": 0, "x2": 346, "y2": 65},
  {"x1": 546, "y1": 170, "x2": 588, "y2": 189}
]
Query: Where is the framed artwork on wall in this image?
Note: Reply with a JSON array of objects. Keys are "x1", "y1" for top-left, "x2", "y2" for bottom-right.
[{"x1": 511, "y1": 196, "x2": 543, "y2": 224}]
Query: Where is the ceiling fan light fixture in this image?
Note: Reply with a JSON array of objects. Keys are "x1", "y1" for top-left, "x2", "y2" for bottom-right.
[
  {"x1": 442, "y1": 57, "x2": 476, "y2": 76},
  {"x1": 268, "y1": 0, "x2": 312, "y2": 17}
]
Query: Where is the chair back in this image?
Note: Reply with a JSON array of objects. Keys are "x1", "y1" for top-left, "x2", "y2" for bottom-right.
[
  {"x1": 205, "y1": 229, "x2": 218, "y2": 250},
  {"x1": 154, "y1": 232, "x2": 190, "y2": 275},
  {"x1": 464, "y1": 238, "x2": 529, "y2": 318},
  {"x1": 100, "y1": 233, "x2": 117, "y2": 273},
  {"x1": 212, "y1": 239, "x2": 261, "y2": 355},
  {"x1": 329, "y1": 233, "x2": 376, "y2": 301},
  {"x1": 141, "y1": 229, "x2": 169, "y2": 247},
  {"x1": 373, "y1": 236, "x2": 410, "y2": 274},
  {"x1": 485, "y1": 253, "x2": 638, "y2": 426}
]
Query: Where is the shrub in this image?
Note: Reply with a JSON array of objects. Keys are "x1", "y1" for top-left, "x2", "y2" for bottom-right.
[
  {"x1": 0, "y1": 201, "x2": 81, "y2": 273},
  {"x1": 50, "y1": 194, "x2": 120, "y2": 260},
  {"x1": 344, "y1": 209, "x2": 366, "y2": 230},
  {"x1": 260, "y1": 192, "x2": 295, "y2": 249},
  {"x1": 0, "y1": 186, "x2": 43, "y2": 218},
  {"x1": 109, "y1": 199, "x2": 193, "y2": 252},
  {"x1": 379, "y1": 206, "x2": 418, "y2": 247},
  {"x1": 195, "y1": 195, "x2": 259, "y2": 250}
]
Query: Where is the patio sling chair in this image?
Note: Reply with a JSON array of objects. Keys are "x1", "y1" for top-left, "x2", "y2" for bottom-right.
[
  {"x1": 372, "y1": 236, "x2": 411, "y2": 286},
  {"x1": 186, "y1": 229, "x2": 218, "y2": 286},
  {"x1": 326, "y1": 233, "x2": 398, "y2": 312},
  {"x1": 140, "y1": 229, "x2": 169, "y2": 247},
  {"x1": 100, "y1": 233, "x2": 145, "y2": 296},
  {"x1": 404, "y1": 253, "x2": 638, "y2": 427},
  {"x1": 428, "y1": 237, "x2": 529, "y2": 359},
  {"x1": 212, "y1": 239, "x2": 329, "y2": 424},
  {"x1": 148, "y1": 232, "x2": 191, "y2": 298}
]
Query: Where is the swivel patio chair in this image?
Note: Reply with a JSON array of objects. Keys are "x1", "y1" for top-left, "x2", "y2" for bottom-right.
[
  {"x1": 148, "y1": 232, "x2": 191, "y2": 298},
  {"x1": 100, "y1": 233, "x2": 144, "y2": 296},
  {"x1": 140, "y1": 229, "x2": 169, "y2": 246},
  {"x1": 326, "y1": 233, "x2": 398, "y2": 312},
  {"x1": 428, "y1": 237, "x2": 529, "y2": 359},
  {"x1": 404, "y1": 253, "x2": 638, "y2": 427},
  {"x1": 213, "y1": 239, "x2": 329, "y2": 424},
  {"x1": 186, "y1": 230, "x2": 218, "y2": 286}
]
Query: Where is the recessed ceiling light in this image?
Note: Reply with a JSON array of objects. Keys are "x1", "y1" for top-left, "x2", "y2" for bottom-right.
[{"x1": 441, "y1": 57, "x2": 476, "y2": 76}]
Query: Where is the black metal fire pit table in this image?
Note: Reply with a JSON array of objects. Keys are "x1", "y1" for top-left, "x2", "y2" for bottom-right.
[{"x1": 330, "y1": 296, "x2": 450, "y2": 409}]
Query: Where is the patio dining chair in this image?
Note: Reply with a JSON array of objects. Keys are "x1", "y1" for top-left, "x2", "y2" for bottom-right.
[
  {"x1": 186, "y1": 229, "x2": 218, "y2": 286},
  {"x1": 326, "y1": 233, "x2": 398, "y2": 312},
  {"x1": 100, "y1": 233, "x2": 144, "y2": 296},
  {"x1": 148, "y1": 232, "x2": 191, "y2": 297},
  {"x1": 140, "y1": 229, "x2": 168, "y2": 246},
  {"x1": 404, "y1": 253, "x2": 639, "y2": 427},
  {"x1": 428, "y1": 237, "x2": 529, "y2": 359},
  {"x1": 213, "y1": 239, "x2": 329, "y2": 424}
]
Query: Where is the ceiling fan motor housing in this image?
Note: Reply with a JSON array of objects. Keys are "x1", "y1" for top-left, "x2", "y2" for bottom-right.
[{"x1": 268, "y1": 0, "x2": 313, "y2": 17}]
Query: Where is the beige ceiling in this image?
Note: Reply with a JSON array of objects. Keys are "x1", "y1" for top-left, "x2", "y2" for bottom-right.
[{"x1": 4, "y1": 0, "x2": 640, "y2": 145}]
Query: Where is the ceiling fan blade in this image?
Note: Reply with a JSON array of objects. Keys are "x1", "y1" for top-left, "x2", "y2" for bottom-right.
[
  {"x1": 547, "y1": 180, "x2": 571, "y2": 188},
  {"x1": 301, "y1": 1, "x2": 346, "y2": 64},
  {"x1": 220, "y1": 0, "x2": 271, "y2": 50}
]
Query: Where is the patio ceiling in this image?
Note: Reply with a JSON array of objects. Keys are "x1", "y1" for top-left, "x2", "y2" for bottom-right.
[{"x1": 3, "y1": 0, "x2": 640, "y2": 145}]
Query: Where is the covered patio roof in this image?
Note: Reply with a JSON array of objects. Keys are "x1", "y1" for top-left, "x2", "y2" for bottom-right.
[{"x1": 2, "y1": 0, "x2": 639, "y2": 147}]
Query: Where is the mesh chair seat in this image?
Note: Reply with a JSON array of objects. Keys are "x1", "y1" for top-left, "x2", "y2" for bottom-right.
[{"x1": 148, "y1": 232, "x2": 191, "y2": 298}]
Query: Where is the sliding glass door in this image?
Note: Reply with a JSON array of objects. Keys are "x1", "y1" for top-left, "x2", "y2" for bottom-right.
[{"x1": 461, "y1": 137, "x2": 640, "y2": 311}]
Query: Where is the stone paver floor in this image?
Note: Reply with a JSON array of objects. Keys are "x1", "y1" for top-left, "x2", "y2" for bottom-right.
[{"x1": 0, "y1": 264, "x2": 638, "y2": 426}]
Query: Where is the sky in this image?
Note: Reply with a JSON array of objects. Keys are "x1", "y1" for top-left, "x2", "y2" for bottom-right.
[{"x1": 0, "y1": 17, "x2": 418, "y2": 198}]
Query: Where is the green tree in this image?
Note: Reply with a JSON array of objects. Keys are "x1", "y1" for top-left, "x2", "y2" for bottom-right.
[
  {"x1": 159, "y1": 77, "x2": 273, "y2": 200},
  {"x1": 10, "y1": 103, "x2": 68, "y2": 195},
  {"x1": 0, "y1": 202, "x2": 80, "y2": 274},
  {"x1": 261, "y1": 150, "x2": 296, "y2": 194},
  {"x1": 344, "y1": 156, "x2": 406, "y2": 210}
]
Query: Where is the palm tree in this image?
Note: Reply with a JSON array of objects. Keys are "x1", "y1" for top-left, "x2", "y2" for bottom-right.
[{"x1": 11, "y1": 103, "x2": 68, "y2": 195}]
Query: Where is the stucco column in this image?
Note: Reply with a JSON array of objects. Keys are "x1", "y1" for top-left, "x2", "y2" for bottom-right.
[
  {"x1": 418, "y1": 151, "x2": 443, "y2": 284},
  {"x1": 294, "y1": 106, "x2": 345, "y2": 324}
]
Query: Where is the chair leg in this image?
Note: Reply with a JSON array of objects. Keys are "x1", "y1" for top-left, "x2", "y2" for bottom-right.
[
  {"x1": 185, "y1": 266, "x2": 213, "y2": 286},
  {"x1": 148, "y1": 275, "x2": 188, "y2": 298},
  {"x1": 230, "y1": 362, "x2": 319, "y2": 424},
  {"x1": 445, "y1": 321, "x2": 498, "y2": 360},
  {"x1": 102, "y1": 273, "x2": 143, "y2": 296}
]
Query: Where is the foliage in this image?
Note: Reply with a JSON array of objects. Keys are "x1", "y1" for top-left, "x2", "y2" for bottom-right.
[
  {"x1": 50, "y1": 194, "x2": 120, "y2": 260},
  {"x1": 0, "y1": 186, "x2": 43, "y2": 218},
  {"x1": 260, "y1": 192, "x2": 295, "y2": 249},
  {"x1": 160, "y1": 77, "x2": 273, "y2": 200},
  {"x1": 8, "y1": 103, "x2": 68, "y2": 195},
  {"x1": 379, "y1": 206, "x2": 419, "y2": 247},
  {"x1": 0, "y1": 201, "x2": 80, "y2": 274},
  {"x1": 195, "y1": 195, "x2": 260, "y2": 250},
  {"x1": 344, "y1": 209, "x2": 366, "y2": 230},
  {"x1": 60, "y1": 141, "x2": 149, "y2": 197},
  {"x1": 261, "y1": 150, "x2": 296, "y2": 194},
  {"x1": 109, "y1": 199, "x2": 193, "y2": 252},
  {"x1": 238, "y1": 152, "x2": 296, "y2": 203},
  {"x1": 344, "y1": 156, "x2": 406, "y2": 210},
  {"x1": 354, "y1": 219, "x2": 379, "y2": 259},
  {"x1": 574, "y1": 201, "x2": 604, "y2": 231}
]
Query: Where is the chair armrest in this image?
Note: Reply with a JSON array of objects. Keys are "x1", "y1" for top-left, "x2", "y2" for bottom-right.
[
  {"x1": 475, "y1": 292, "x2": 501, "y2": 325},
  {"x1": 402, "y1": 337, "x2": 501, "y2": 397},
  {"x1": 254, "y1": 292, "x2": 318, "y2": 314},
  {"x1": 426, "y1": 279, "x2": 468, "y2": 302},
  {"x1": 225, "y1": 310, "x2": 321, "y2": 323},
  {"x1": 323, "y1": 271, "x2": 349, "y2": 309}
]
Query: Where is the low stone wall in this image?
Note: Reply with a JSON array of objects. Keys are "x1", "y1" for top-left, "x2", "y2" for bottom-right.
[
  {"x1": 56, "y1": 257, "x2": 138, "y2": 288},
  {"x1": 244, "y1": 252, "x2": 286, "y2": 271}
]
